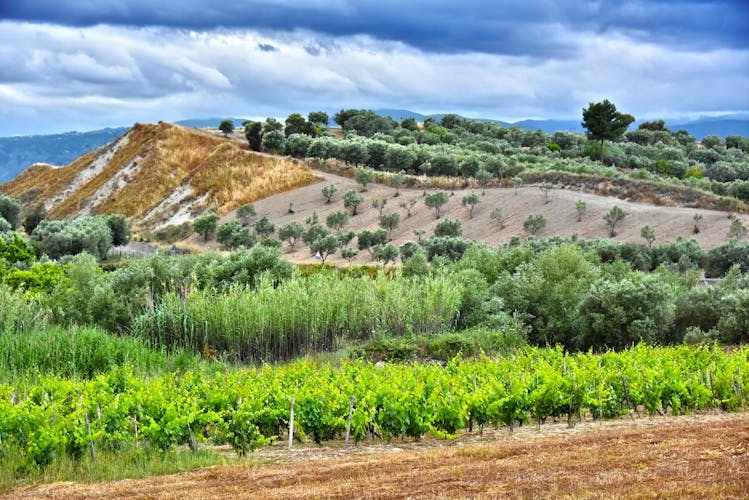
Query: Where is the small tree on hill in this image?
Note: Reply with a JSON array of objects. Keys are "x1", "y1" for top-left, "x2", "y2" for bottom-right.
[
  {"x1": 302, "y1": 224, "x2": 331, "y2": 247},
  {"x1": 236, "y1": 203, "x2": 256, "y2": 226},
  {"x1": 728, "y1": 218, "x2": 748, "y2": 241},
  {"x1": 217, "y1": 221, "x2": 256, "y2": 249},
  {"x1": 262, "y1": 130, "x2": 286, "y2": 154},
  {"x1": 490, "y1": 207, "x2": 504, "y2": 229},
  {"x1": 425, "y1": 190, "x2": 449, "y2": 219},
  {"x1": 105, "y1": 214, "x2": 131, "y2": 246},
  {"x1": 355, "y1": 167, "x2": 375, "y2": 191},
  {"x1": 524, "y1": 214, "x2": 546, "y2": 236},
  {"x1": 310, "y1": 234, "x2": 339, "y2": 263},
  {"x1": 582, "y1": 99, "x2": 635, "y2": 164},
  {"x1": 461, "y1": 191, "x2": 480, "y2": 218},
  {"x1": 279, "y1": 221, "x2": 305, "y2": 249},
  {"x1": 341, "y1": 247, "x2": 359, "y2": 265},
  {"x1": 511, "y1": 176, "x2": 523, "y2": 194},
  {"x1": 379, "y1": 212, "x2": 400, "y2": 240},
  {"x1": 343, "y1": 189, "x2": 364, "y2": 215},
  {"x1": 254, "y1": 216, "x2": 276, "y2": 239},
  {"x1": 193, "y1": 211, "x2": 219, "y2": 241},
  {"x1": 338, "y1": 230, "x2": 356, "y2": 248},
  {"x1": 640, "y1": 225, "x2": 656, "y2": 246},
  {"x1": 243, "y1": 120, "x2": 262, "y2": 151},
  {"x1": 373, "y1": 243, "x2": 398, "y2": 265},
  {"x1": 604, "y1": 205, "x2": 628, "y2": 237},
  {"x1": 575, "y1": 200, "x2": 587, "y2": 222},
  {"x1": 693, "y1": 213, "x2": 703, "y2": 234},
  {"x1": 326, "y1": 210, "x2": 349, "y2": 233},
  {"x1": 434, "y1": 219, "x2": 462, "y2": 238},
  {"x1": 475, "y1": 168, "x2": 492, "y2": 195},
  {"x1": 308, "y1": 111, "x2": 329, "y2": 129},
  {"x1": 399, "y1": 197, "x2": 418, "y2": 217},
  {"x1": 357, "y1": 229, "x2": 388, "y2": 257},
  {"x1": 321, "y1": 184, "x2": 337, "y2": 203},
  {"x1": 219, "y1": 119, "x2": 235, "y2": 137},
  {"x1": 540, "y1": 182, "x2": 553, "y2": 204},
  {"x1": 372, "y1": 196, "x2": 388, "y2": 215},
  {"x1": 390, "y1": 170, "x2": 407, "y2": 196}
]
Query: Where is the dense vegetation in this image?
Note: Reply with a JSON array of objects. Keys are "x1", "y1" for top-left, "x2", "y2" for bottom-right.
[
  {"x1": 241, "y1": 109, "x2": 749, "y2": 211},
  {"x1": 1, "y1": 108, "x2": 748, "y2": 490}
]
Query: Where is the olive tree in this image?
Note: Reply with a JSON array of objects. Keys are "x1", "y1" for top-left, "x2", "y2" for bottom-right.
[
  {"x1": 604, "y1": 205, "x2": 628, "y2": 237},
  {"x1": 424, "y1": 190, "x2": 449, "y2": 219},
  {"x1": 379, "y1": 212, "x2": 400, "y2": 239},
  {"x1": 321, "y1": 184, "x2": 337, "y2": 203},
  {"x1": 193, "y1": 211, "x2": 219, "y2": 241},
  {"x1": 343, "y1": 189, "x2": 364, "y2": 215},
  {"x1": 523, "y1": 214, "x2": 546, "y2": 236},
  {"x1": 278, "y1": 221, "x2": 304, "y2": 249},
  {"x1": 461, "y1": 191, "x2": 480, "y2": 218}
]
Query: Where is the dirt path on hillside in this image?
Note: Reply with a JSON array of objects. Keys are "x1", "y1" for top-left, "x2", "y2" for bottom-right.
[
  {"x1": 11, "y1": 412, "x2": 748, "y2": 498},
  {"x1": 190, "y1": 169, "x2": 749, "y2": 265}
]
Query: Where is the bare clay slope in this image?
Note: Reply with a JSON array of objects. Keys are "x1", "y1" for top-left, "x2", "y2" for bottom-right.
[
  {"x1": 195, "y1": 170, "x2": 749, "y2": 264},
  {"x1": 0, "y1": 123, "x2": 318, "y2": 230}
]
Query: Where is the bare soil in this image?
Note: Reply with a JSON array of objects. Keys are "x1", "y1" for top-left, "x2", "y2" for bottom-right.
[
  {"x1": 191, "y1": 170, "x2": 749, "y2": 265},
  {"x1": 11, "y1": 412, "x2": 748, "y2": 499}
]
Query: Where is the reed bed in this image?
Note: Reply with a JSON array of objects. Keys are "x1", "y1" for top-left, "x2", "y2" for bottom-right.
[{"x1": 131, "y1": 273, "x2": 463, "y2": 362}]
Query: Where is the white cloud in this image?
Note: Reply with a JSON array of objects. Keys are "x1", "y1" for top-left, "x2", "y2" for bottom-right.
[{"x1": 0, "y1": 20, "x2": 746, "y2": 135}]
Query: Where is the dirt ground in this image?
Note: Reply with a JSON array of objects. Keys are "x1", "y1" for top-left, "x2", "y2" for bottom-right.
[
  {"x1": 190, "y1": 169, "x2": 749, "y2": 265},
  {"x1": 11, "y1": 412, "x2": 748, "y2": 499}
]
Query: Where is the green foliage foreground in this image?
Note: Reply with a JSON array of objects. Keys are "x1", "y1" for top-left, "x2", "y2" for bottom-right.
[{"x1": 0, "y1": 345, "x2": 746, "y2": 476}]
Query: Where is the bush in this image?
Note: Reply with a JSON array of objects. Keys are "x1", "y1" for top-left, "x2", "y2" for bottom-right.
[
  {"x1": 31, "y1": 216, "x2": 113, "y2": 260},
  {"x1": 434, "y1": 219, "x2": 462, "y2": 237},
  {"x1": 704, "y1": 242, "x2": 749, "y2": 277},
  {"x1": 578, "y1": 274, "x2": 676, "y2": 350},
  {"x1": 0, "y1": 195, "x2": 20, "y2": 229}
]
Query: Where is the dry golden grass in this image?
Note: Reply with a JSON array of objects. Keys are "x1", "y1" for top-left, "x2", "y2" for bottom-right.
[
  {"x1": 0, "y1": 150, "x2": 99, "y2": 205},
  {"x1": 12, "y1": 413, "x2": 748, "y2": 499},
  {"x1": 0, "y1": 123, "x2": 317, "y2": 228}
]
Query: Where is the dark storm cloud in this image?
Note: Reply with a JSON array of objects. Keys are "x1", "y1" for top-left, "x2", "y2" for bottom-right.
[{"x1": 2, "y1": 0, "x2": 747, "y2": 57}]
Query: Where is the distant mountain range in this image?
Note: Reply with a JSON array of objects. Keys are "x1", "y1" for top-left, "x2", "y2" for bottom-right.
[{"x1": 1, "y1": 113, "x2": 747, "y2": 183}]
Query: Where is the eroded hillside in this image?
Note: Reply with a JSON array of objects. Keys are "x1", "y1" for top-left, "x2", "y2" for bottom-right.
[{"x1": 0, "y1": 122, "x2": 318, "y2": 229}]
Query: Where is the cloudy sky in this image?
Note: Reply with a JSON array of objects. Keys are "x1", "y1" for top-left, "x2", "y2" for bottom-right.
[{"x1": 1, "y1": 0, "x2": 747, "y2": 136}]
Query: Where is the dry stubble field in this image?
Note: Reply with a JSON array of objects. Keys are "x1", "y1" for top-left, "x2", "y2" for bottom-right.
[{"x1": 9, "y1": 412, "x2": 748, "y2": 499}]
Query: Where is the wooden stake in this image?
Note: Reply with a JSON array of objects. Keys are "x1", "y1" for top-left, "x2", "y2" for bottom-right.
[
  {"x1": 344, "y1": 396, "x2": 355, "y2": 449},
  {"x1": 288, "y1": 397, "x2": 295, "y2": 450},
  {"x1": 84, "y1": 411, "x2": 96, "y2": 463}
]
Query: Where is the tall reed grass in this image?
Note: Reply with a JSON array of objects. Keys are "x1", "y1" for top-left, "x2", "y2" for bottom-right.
[
  {"x1": 0, "y1": 325, "x2": 203, "y2": 381},
  {"x1": 131, "y1": 273, "x2": 464, "y2": 362},
  {"x1": 0, "y1": 285, "x2": 49, "y2": 335}
]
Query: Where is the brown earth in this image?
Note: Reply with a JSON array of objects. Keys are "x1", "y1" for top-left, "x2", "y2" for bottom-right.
[
  {"x1": 192, "y1": 170, "x2": 749, "y2": 265},
  {"x1": 10, "y1": 412, "x2": 748, "y2": 499}
]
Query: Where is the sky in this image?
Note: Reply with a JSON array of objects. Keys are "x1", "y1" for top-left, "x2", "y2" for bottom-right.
[{"x1": 0, "y1": 0, "x2": 748, "y2": 136}]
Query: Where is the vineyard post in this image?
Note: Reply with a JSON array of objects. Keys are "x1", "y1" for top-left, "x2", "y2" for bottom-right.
[
  {"x1": 568, "y1": 373, "x2": 575, "y2": 429},
  {"x1": 621, "y1": 374, "x2": 635, "y2": 420},
  {"x1": 344, "y1": 396, "x2": 355, "y2": 449},
  {"x1": 706, "y1": 369, "x2": 715, "y2": 410},
  {"x1": 84, "y1": 410, "x2": 96, "y2": 463},
  {"x1": 187, "y1": 422, "x2": 198, "y2": 452},
  {"x1": 288, "y1": 397, "x2": 295, "y2": 450}
]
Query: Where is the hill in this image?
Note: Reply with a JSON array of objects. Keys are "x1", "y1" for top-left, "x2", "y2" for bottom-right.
[
  {"x1": 188, "y1": 168, "x2": 747, "y2": 264},
  {"x1": 0, "y1": 122, "x2": 317, "y2": 229}
]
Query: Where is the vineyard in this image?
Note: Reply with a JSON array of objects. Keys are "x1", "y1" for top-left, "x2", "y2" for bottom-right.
[{"x1": 1, "y1": 345, "x2": 746, "y2": 472}]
